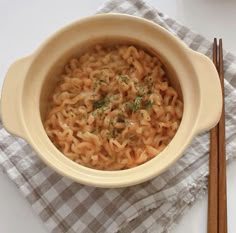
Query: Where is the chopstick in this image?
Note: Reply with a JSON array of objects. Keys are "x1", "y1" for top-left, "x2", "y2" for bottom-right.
[
  {"x1": 207, "y1": 38, "x2": 219, "y2": 233},
  {"x1": 218, "y1": 39, "x2": 227, "y2": 233},
  {"x1": 207, "y1": 39, "x2": 227, "y2": 233}
]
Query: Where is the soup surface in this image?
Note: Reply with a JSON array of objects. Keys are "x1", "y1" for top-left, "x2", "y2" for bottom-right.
[{"x1": 44, "y1": 45, "x2": 183, "y2": 170}]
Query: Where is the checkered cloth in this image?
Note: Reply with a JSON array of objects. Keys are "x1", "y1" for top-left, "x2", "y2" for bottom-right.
[{"x1": 1, "y1": 0, "x2": 236, "y2": 232}]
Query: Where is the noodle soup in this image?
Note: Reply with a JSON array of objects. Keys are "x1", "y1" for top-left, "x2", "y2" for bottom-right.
[{"x1": 44, "y1": 44, "x2": 183, "y2": 170}]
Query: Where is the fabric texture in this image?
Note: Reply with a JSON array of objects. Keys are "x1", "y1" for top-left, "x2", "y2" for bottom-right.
[{"x1": 1, "y1": 0, "x2": 236, "y2": 232}]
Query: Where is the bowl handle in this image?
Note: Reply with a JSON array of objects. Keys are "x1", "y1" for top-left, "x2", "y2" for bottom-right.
[
  {"x1": 1, "y1": 56, "x2": 31, "y2": 139},
  {"x1": 191, "y1": 51, "x2": 222, "y2": 134}
]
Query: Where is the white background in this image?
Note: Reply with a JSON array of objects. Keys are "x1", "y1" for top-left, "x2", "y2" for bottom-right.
[{"x1": 0, "y1": 0, "x2": 236, "y2": 232}]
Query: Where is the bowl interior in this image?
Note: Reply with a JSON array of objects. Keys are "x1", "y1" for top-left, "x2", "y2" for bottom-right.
[{"x1": 20, "y1": 14, "x2": 201, "y2": 187}]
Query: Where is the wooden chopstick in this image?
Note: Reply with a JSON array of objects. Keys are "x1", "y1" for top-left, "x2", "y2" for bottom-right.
[
  {"x1": 218, "y1": 39, "x2": 227, "y2": 233},
  {"x1": 208, "y1": 39, "x2": 227, "y2": 233},
  {"x1": 207, "y1": 38, "x2": 219, "y2": 233}
]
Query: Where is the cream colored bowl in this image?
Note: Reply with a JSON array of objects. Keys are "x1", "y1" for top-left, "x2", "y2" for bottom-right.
[{"x1": 1, "y1": 14, "x2": 222, "y2": 188}]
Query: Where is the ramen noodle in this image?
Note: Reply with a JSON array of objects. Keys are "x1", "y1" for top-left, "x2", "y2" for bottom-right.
[{"x1": 44, "y1": 45, "x2": 183, "y2": 170}]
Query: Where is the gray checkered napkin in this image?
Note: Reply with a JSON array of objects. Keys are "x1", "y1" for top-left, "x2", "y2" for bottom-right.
[{"x1": 1, "y1": 0, "x2": 236, "y2": 232}]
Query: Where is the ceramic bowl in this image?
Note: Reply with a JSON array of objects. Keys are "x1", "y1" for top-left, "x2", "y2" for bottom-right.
[{"x1": 1, "y1": 14, "x2": 222, "y2": 187}]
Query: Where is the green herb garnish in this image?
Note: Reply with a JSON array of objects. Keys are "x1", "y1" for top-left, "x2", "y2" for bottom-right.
[
  {"x1": 125, "y1": 119, "x2": 131, "y2": 125},
  {"x1": 106, "y1": 131, "x2": 112, "y2": 138},
  {"x1": 93, "y1": 79, "x2": 107, "y2": 90},
  {"x1": 93, "y1": 97, "x2": 110, "y2": 109},
  {"x1": 125, "y1": 102, "x2": 134, "y2": 111},
  {"x1": 144, "y1": 101, "x2": 153, "y2": 109},
  {"x1": 119, "y1": 75, "x2": 129, "y2": 83},
  {"x1": 93, "y1": 99, "x2": 106, "y2": 109},
  {"x1": 106, "y1": 129, "x2": 120, "y2": 139},
  {"x1": 133, "y1": 95, "x2": 143, "y2": 112},
  {"x1": 124, "y1": 95, "x2": 143, "y2": 113}
]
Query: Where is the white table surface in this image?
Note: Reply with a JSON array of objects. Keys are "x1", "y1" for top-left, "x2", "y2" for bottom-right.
[{"x1": 0, "y1": 0, "x2": 235, "y2": 232}]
